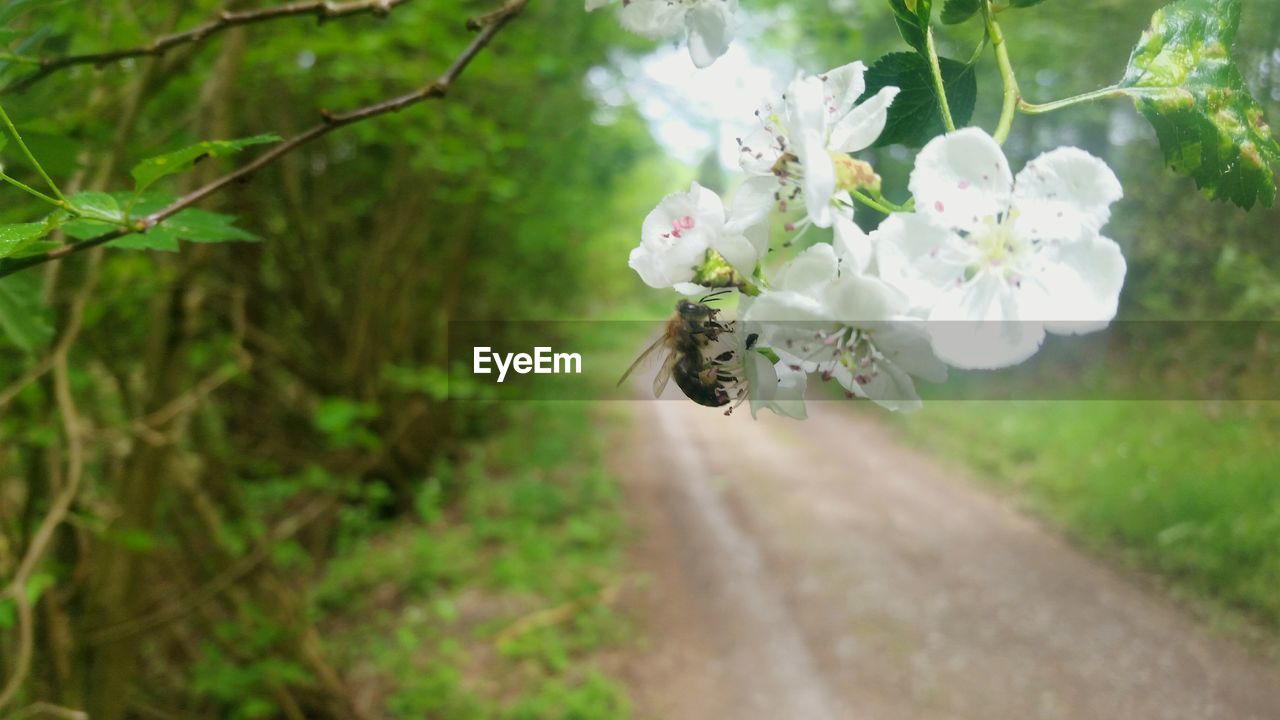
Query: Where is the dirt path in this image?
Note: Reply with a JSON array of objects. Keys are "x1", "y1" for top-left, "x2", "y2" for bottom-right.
[{"x1": 609, "y1": 398, "x2": 1280, "y2": 720}]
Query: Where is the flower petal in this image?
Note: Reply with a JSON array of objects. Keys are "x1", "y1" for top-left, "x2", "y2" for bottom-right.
[
  {"x1": 712, "y1": 227, "x2": 760, "y2": 278},
  {"x1": 729, "y1": 175, "x2": 779, "y2": 228},
  {"x1": 772, "y1": 241, "x2": 838, "y2": 294},
  {"x1": 909, "y1": 128, "x2": 1013, "y2": 233},
  {"x1": 927, "y1": 271, "x2": 1046, "y2": 369},
  {"x1": 1013, "y1": 147, "x2": 1123, "y2": 242},
  {"x1": 619, "y1": 0, "x2": 685, "y2": 39},
  {"x1": 848, "y1": 360, "x2": 923, "y2": 413},
  {"x1": 869, "y1": 322, "x2": 948, "y2": 383},
  {"x1": 828, "y1": 85, "x2": 898, "y2": 153},
  {"x1": 684, "y1": 0, "x2": 734, "y2": 68},
  {"x1": 833, "y1": 210, "x2": 872, "y2": 273},
  {"x1": 872, "y1": 212, "x2": 968, "y2": 314},
  {"x1": 818, "y1": 61, "x2": 867, "y2": 122},
  {"x1": 1023, "y1": 234, "x2": 1127, "y2": 334},
  {"x1": 823, "y1": 273, "x2": 906, "y2": 322},
  {"x1": 797, "y1": 129, "x2": 836, "y2": 227}
]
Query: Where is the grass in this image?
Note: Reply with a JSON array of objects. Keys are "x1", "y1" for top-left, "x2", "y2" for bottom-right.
[
  {"x1": 313, "y1": 401, "x2": 632, "y2": 719},
  {"x1": 893, "y1": 400, "x2": 1280, "y2": 640}
]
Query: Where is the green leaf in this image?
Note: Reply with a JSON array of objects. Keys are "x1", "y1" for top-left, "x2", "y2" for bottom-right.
[
  {"x1": 862, "y1": 52, "x2": 978, "y2": 148},
  {"x1": 0, "y1": 272, "x2": 52, "y2": 352},
  {"x1": 68, "y1": 190, "x2": 124, "y2": 221},
  {"x1": 109, "y1": 208, "x2": 258, "y2": 252},
  {"x1": 940, "y1": 0, "x2": 980, "y2": 24},
  {"x1": 887, "y1": 0, "x2": 933, "y2": 54},
  {"x1": 1119, "y1": 0, "x2": 1280, "y2": 209},
  {"x1": 0, "y1": 221, "x2": 49, "y2": 259},
  {"x1": 154, "y1": 208, "x2": 259, "y2": 243},
  {"x1": 1009, "y1": 0, "x2": 1051, "y2": 6},
  {"x1": 109, "y1": 231, "x2": 180, "y2": 252},
  {"x1": 130, "y1": 134, "x2": 280, "y2": 194}
]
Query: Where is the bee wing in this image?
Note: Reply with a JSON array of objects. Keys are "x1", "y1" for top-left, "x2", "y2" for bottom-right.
[
  {"x1": 617, "y1": 336, "x2": 667, "y2": 387},
  {"x1": 652, "y1": 351, "x2": 678, "y2": 398}
]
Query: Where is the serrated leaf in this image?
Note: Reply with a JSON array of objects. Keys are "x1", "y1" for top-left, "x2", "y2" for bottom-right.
[
  {"x1": 0, "y1": 273, "x2": 52, "y2": 352},
  {"x1": 862, "y1": 52, "x2": 977, "y2": 148},
  {"x1": 941, "y1": 0, "x2": 980, "y2": 24},
  {"x1": 0, "y1": 222, "x2": 49, "y2": 259},
  {"x1": 1119, "y1": 0, "x2": 1280, "y2": 209},
  {"x1": 130, "y1": 134, "x2": 280, "y2": 194},
  {"x1": 887, "y1": 0, "x2": 933, "y2": 54}
]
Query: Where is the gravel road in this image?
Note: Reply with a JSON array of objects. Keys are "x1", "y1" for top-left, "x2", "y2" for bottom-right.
[{"x1": 610, "y1": 398, "x2": 1280, "y2": 720}]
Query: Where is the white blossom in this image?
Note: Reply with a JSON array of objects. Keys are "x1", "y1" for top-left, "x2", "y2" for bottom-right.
[
  {"x1": 628, "y1": 181, "x2": 766, "y2": 291},
  {"x1": 587, "y1": 0, "x2": 738, "y2": 69},
  {"x1": 743, "y1": 243, "x2": 946, "y2": 412},
  {"x1": 736, "y1": 61, "x2": 898, "y2": 231},
  {"x1": 875, "y1": 128, "x2": 1126, "y2": 369}
]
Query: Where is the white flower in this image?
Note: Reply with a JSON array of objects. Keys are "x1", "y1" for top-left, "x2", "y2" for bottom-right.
[
  {"x1": 731, "y1": 315, "x2": 808, "y2": 419},
  {"x1": 875, "y1": 128, "x2": 1126, "y2": 369},
  {"x1": 736, "y1": 61, "x2": 898, "y2": 230},
  {"x1": 742, "y1": 243, "x2": 946, "y2": 412},
  {"x1": 629, "y1": 181, "x2": 765, "y2": 291},
  {"x1": 586, "y1": 0, "x2": 737, "y2": 69}
]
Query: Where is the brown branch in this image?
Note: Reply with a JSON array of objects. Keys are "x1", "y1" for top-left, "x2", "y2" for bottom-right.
[
  {"x1": 1, "y1": 0, "x2": 413, "y2": 95},
  {"x1": 0, "y1": 0, "x2": 529, "y2": 280}
]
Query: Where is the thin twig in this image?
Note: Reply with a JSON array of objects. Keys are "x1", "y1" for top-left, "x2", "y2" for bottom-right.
[
  {"x1": 86, "y1": 496, "x2": 337, "y2": 645},
  {"x1": 2, "y1": 0, "x2": 413, "y2": 94},
  {"x1": 0, "y1": 252, "x2": 97, "y2": 711},
  {"x1": 0, "y1": 0, "x2": 530, "y2": 280},
  {"x1": 493, "y1": 583, "x2": 621, "y2": 646}
]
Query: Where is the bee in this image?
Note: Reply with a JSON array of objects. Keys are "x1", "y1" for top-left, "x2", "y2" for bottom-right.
[{"x1": 618, "y1": 291, "x2": 741, "y2": 408}]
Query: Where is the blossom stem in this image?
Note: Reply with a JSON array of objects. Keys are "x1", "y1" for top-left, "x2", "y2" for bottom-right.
[
  {"x1": 925, "y1": 27, "x2": 956, "y2": 133},
  {"x1": 1018, "y1": 85, "x2": 1125, "y2": 114},
  {"x1": 983, "y1": 1, "x2": 1019, "y2": 145},
  {"x1": 850, "y1": 190, "x2": 895, "y2": 215},
  {"x1": 0, "y1": 101, "x2": 68, "y2": 206}
]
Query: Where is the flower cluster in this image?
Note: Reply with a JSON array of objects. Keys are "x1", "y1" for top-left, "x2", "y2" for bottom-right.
[{"x1": 626, "y1": 61, "x2": 1127, "y2": 416}]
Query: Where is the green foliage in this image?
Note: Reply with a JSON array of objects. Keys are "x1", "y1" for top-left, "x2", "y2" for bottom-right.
[
  {"x1": 1120, "y1": 0, "x2": 1280, "y2": 209},
  {"x1": 940, "y1": 0, "x2": 980, "y2": 25},
  {"x1": 0, "y1": 220, "x2": 48, "y2": 258},
  {"x1": 887, "y1": 0, "x2": 933, "y2": 54},
  {"x1": 897, "y1": 401, "x2": 1280, "y2": 631},
  {"x1": 315, "y1": 404, "x2": 630, "y2": 717},
  {"x1": 0, "y1": 272, "x2": 50, "y2": 351},
  {"x1": 130, "y1": 134, "x2": 280, "y2": 194},
  {"x1": 862, "y1": 52, "x2": 978, "y2": 147}
]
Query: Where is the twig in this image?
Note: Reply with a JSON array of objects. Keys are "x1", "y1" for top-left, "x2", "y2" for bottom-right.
[
  {"x1": 0, "y1": 251, "x2": 100, "y2": 713},
  {"x1": 11, "y1": 702, "x2": 90, "y2": 720},
  {"x1": 493, "y1": 583, "x2": 620, "y2": 646},
  {"x1": 1, "y1": 0, "x2": 413, "y2": 94},
  {"x1": 0, "y1": 0, "x2": 530, "y2": 280},
  {"x1": 85, "y1": 495, "x2": 337, "y2": 645}
]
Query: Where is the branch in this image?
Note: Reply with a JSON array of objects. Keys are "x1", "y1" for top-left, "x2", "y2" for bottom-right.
[
  {"x1": 0, "y1": 0, "x2": 529, "y2": 280},
  {"x1": 1, "y1": 0, "x2": 414, "y2": 95},
  {"x1": 0, "y1": 253, "x2": 96, "y2": 711}
]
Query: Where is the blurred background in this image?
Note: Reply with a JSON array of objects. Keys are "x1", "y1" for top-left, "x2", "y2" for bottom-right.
[{"x1": 0, "y1": 0, "x2": 1278, "y2": 718}]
